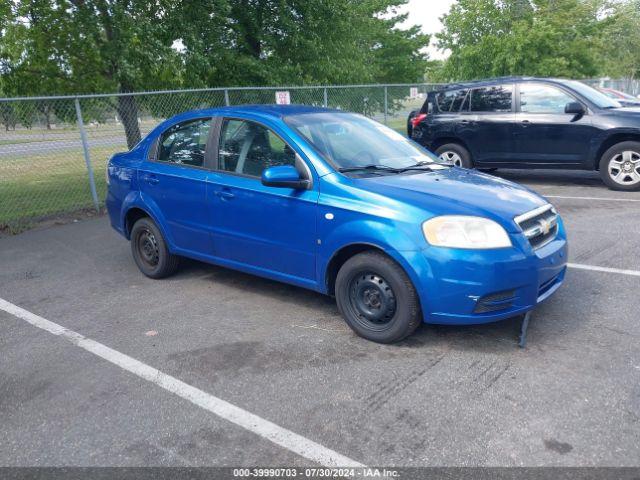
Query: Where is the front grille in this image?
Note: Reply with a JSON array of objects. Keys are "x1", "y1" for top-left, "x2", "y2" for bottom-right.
[
  {"x1": 473, "y1": 290, "x2": 516, "y2": 314},
  {"x1": 514, "y1": 205, "x2": 559, "y2": 250}
]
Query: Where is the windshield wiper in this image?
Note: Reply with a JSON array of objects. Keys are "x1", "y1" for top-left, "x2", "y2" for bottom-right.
[
  {"x1": 398, "y1": 161, "x2": 451, "y2": 172},
  {"x1": 338, "y1": 165, "x2": 402, "y2": 174}
]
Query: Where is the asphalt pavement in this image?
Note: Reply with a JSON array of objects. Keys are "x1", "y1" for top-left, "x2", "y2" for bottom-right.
[{"x1": 1, "y1": 169, "x2": 639, "y2": 467}]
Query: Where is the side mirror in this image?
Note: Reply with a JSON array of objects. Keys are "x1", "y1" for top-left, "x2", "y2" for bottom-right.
[
  {"x1": 261, "y1": 165, "x2": 310, "y2": 190},
  {"x1": 565, "y1": 102, "x2": 586, "y2": 115}
]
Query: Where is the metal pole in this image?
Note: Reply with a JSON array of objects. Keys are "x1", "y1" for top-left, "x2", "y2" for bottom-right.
[
  {"x1": 384, "y1": 86, "x2": 388, "y2": 125},
  {"x1": 323, "y1": 87, "x2": 328, "y2": 108},
  {"x1": 74, "y1": 98, "x2": 100, "y2": 212},
  {"x1": 224, "y1": 89, "x2": 230, "y2": 106}
]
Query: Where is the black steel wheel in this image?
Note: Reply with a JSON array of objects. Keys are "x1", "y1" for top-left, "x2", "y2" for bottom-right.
[
  {"x1": 130, "y1": 217, "x2": 180, "y2": 279},
  {"x1": 347, "y1": 272, "x2": 397, "y2": 331},
  {"x1": 335, "y1": 251, "x2": 421, "y2": 343}
]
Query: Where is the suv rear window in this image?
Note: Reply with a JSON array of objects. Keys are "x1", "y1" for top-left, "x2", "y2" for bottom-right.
[
  {"x1": 436, "y1": 89, "x2": 469, "y2": 113},
  {"x1": 470, "y1": 85, "x2": 513, "y2": 112}
]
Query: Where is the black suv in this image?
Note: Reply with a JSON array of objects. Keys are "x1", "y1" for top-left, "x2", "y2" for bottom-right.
[{"x1": 409, "y1": 77, "x2": 640, "y2": 191}]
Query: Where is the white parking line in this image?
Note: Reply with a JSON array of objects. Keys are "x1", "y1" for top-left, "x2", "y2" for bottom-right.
[
  {"x1": 0, "y1": 297, "x2": 364, "y2": 468},
  {"x1": 546, "y1": 195, "x2": 640, "y2": 203},
  {"x1": 568, "y1": 263, "x2": 640, "y2": 277}
]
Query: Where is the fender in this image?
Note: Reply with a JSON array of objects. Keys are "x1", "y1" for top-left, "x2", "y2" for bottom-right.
[
  {"x1": 318, "y1": 217, "x2": 434, "y2": 306},
  {"x1": 120, "y1": 191, "x2": 175, "y2": 250},
  {"x1": 588, "y1": 127, "x2": 640, "y2": 170}
]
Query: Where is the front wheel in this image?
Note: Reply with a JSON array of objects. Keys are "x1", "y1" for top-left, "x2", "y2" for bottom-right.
[
  {"x1": 130, "y1": 217, "x2": 180, "y2": 279},
  {"x1": 335, "y1": 251, "x2": 421, "y2": 344},
  {"x1": 600, "y1": 141, "x2": 640, "y2": 191},
  {"x1": 435, "y1": 143, "x2": 473, "y2": 168}
]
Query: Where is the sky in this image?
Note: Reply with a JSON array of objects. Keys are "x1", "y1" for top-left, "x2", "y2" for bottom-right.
[{"x1": 396, "y1": 0, "x2": 457, "y2": 60}]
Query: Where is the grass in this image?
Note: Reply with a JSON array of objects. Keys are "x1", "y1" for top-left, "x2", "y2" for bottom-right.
[{"x1": 0, "y1": 145, "x2": 121, "y2": 230}]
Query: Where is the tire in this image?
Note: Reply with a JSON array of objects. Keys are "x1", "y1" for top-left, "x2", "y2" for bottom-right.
[
  {"x1": 435, "y1": 143, "x2": 473, "y2": 168},
  {"x1": 130, "y1": 217, "x2": 180, "y2": 279},
  {"x1": 600, "y1": 141, "x2": 640, "y2": 191},
  {"x1": 335, "y1": 251, "x2": 421, "y2": 344}
]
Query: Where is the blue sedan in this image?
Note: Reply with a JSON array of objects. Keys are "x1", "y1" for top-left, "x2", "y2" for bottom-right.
[{"x1": 106, "y1": 105, "x2": 567, "y2": 343}]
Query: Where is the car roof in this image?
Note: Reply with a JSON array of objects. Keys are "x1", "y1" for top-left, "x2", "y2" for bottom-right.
[
  {"x1": 430, "y1": 76, "x2": 573, "y2": 93},
  {"x1": 177, "y1": 104, "x2": 339, "y2": 122}
]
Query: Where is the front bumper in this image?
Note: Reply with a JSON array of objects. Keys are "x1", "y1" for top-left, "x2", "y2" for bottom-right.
[{"x1": 407, "y1": 222, "x2": 568, "y2": 325}]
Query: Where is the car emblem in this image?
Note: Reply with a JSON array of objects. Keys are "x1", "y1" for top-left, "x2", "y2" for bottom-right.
[{"x1": 539, "y1": 218, "x2": 551, "y2": 235}]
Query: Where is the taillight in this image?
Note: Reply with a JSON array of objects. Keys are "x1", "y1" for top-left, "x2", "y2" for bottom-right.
[{"x1": 411, "y1": 113, "x2": 427, "y2": 128}]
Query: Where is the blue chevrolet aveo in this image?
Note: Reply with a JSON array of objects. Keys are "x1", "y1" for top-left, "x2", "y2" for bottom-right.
[{"x1": 106, "y1": 105, "x2": 567, "y2": 343}]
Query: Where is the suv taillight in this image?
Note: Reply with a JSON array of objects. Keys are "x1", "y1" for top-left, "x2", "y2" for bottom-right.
[{"x1": 411, "y1": 113, "x2": 427, "y2": 128}]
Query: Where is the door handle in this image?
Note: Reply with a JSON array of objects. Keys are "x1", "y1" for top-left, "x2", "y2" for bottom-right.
[
  {"x1": 521, "y1": 120, "x2": 531, "y2": 127},
  {"x1": 143, "y1": 174, "x2": 159, "y2": 185},
  {"x1": 215, "y1": 191, "x2": 235, "y2": 200}
]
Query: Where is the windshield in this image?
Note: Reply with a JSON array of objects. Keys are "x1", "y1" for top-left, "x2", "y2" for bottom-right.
[
  {"x1": 284, "y1": 112, "x2": 439, "y2": 172},
  {"x1": 560, "y1": 80, "x2": 622, "y2": 108}
]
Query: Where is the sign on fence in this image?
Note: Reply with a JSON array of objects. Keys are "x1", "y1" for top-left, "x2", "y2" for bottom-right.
[
  {"x1": 275, "y1": 91, "x2": 291, "y2": 105},
  {"x1": 409, "y1": 87, "x2": 419, "y2": 99}
]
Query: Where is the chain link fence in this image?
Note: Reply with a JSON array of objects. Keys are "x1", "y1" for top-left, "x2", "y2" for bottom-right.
[
  {"x1": 2, "y1": 79, "x2": 638, "y2": 233},
  {"x1": 0, "y1": 83, "x2": 438, "y2": 232}
]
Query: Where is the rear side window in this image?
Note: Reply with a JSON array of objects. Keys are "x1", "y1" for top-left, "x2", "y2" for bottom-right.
[
  {"x1": 436, "y1": 89, "x2": 469, "y2": 113},
  {"x1": 157, "y1": 118, "x2": 211, "y2": 167},
  {"x1": 470, "y1": 85, "x2": 513, "y2": 112}
]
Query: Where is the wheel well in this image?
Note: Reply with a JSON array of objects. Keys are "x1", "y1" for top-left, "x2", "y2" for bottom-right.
[
  {"x1": 124, "y1": 207, "x2": 150, "y2": 237},
  {"x1": 595, "y1": 134, "x2": 640, "y2": 170},
  {"x1": 430, "y1": 137, "x2": 471, "y2": 156},
  {"x1": 325, "y1": 244, "x2": 388, "y2": 296}
]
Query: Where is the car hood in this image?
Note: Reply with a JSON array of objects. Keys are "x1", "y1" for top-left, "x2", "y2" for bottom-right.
[{"x1": 354, "y1": 168, "x2": 548, "y2": 231}]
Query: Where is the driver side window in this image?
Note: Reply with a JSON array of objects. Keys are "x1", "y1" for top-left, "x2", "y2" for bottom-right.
[
  {"x1": 218, "y1": 119, "x2": 297, "y2": 177},
  {"x1": 157, "y1": 118, "x2": 211, "y2": 167},
  {"x1": 520, "y1": 84, "x2": 576, "y2": 114}
]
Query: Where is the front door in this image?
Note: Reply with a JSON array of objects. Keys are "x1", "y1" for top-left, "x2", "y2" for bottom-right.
[
  {"x1": 209, "y1": 118, "x2": 318, "y2": 282},
  {"x1": 514, "y1": 82, "x2": 595, "y2": 166},
  {"x1": 138, "y1": 117, "x2": 213, "y2": 255}
]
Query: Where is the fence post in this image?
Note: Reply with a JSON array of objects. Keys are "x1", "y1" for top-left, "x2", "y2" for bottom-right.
[
  {"x1": 323, "y1": 87, "x2": 328, "y2": 108},
  {"x1": 384, "y1": 86, "x2": 388, "y2": 125},
  {"x1": 224, "y1": 89, "x2": 230, "y2": 106},
  {"x1": 74, "y1": 98, "x2": 100, "y2": 212}
]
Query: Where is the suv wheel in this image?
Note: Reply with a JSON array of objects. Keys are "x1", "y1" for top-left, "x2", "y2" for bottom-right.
[
  {"x1": 130, "y1": 217, "x2": 180, "y2": 278},
  {"x1": 435, "y1": 143, "x2": 473, "y2": 168},
  {"x1": 335, "y1": 251, "x2": 421, "y2": 344},
  {"x1": 600, "y1": 141, "x2": 640, "y2": 191}
]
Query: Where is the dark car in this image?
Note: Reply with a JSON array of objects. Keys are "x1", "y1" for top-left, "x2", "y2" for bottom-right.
[{"x1": 409, "y1": 77, "x2": 640, "y2": 191}]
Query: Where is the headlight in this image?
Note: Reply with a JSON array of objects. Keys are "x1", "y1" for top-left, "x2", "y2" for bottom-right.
[{"x1": 422, "y1": 216, "x2": 511, "y2": 249}]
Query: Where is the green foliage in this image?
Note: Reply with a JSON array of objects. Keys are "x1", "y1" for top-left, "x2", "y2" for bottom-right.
[
  {"x1": 599, "y1": 0, "x2": 640, "y2": 79},
  {"x1": 176, "y1": 0, "x2": 429, "y2": 87},
  {"x1": 433, "y1": 0, "x2": 611, "y2": 82}
]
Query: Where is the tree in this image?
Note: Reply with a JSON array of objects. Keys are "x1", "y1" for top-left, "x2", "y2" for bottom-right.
[
  {"x1": 600, "y1": 0, "x2": 640, "y2": 79},
  {"x1": 434, "y1": 0, "x2": 607, "y2": 81},
  {"x1": 176, "y1": 0, "x2": 429, "y2": 87},
  {"x1": 2, "y1": 1, "x2": 183, "y2": 147}
]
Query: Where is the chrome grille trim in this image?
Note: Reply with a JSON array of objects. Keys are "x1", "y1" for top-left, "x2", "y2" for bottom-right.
[{"x1": 514, "y1": 204, "x2": 559, "y2": 250}]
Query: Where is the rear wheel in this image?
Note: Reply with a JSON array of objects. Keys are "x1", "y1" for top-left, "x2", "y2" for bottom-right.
[
  {"x1": 130, "y1": 217, "x2": 180, "y2": 279},
  {"x1": 600, "y1": 141, "x2": 640, "y2": 191},
  {"x1": 435, "y1": 143, "x2": 473, "y2": 168},
  {"x1": 335, "y1": 251, "x2": 421, "y2": 344}
]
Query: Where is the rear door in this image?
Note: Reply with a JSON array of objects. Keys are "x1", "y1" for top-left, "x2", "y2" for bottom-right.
[
  {"x1": 458, "y1": 84, "x2": 516, "y2": 165},
  {"x1": 514, "y1": 82, "x2": 595, "y2": 166},
  {"x1": 138, "y1": 117, "x2": 214, "y2": 255}
]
